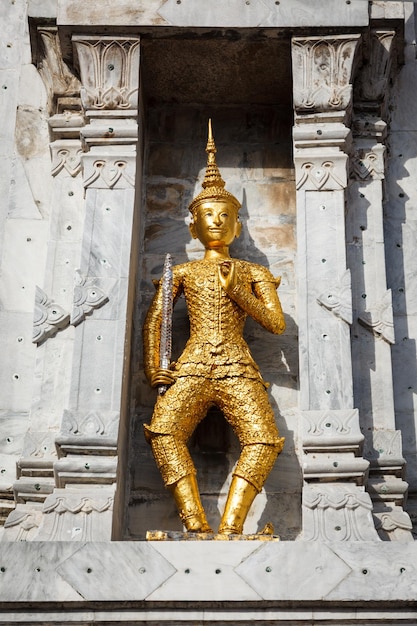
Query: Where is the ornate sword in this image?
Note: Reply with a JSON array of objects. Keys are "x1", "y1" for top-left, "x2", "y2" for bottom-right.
[{"x1": 158, "y1": 253, "x2": 173, "y2": 396}]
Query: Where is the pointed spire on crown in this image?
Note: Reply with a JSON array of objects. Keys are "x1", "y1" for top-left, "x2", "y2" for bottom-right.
[{"x1": 189, "y1": 119, "x2": 241, "y2": 216}]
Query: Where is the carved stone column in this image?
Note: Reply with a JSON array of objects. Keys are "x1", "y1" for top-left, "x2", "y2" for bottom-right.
[
  {"x1": 5, "y1": 26, "x2": 85, "y2": 541},
  {"x1": 349, "y1": 30, "x2": 412, "y2": 540},
  {"x1": 34, "y1": 35, "x2": 140, "y2": 541},
  {"x1": 292, "y1": 34, "x2": 379, "y2": 540}
]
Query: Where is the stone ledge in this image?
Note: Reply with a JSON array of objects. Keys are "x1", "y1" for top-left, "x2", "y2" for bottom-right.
[{"x1": 0, "y1": 541, "x2": 416, "y2": 607}]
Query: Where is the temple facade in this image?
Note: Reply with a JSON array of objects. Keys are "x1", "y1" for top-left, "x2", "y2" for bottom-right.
[{"x1": 1, "y1": 0, "x2": 417, "y2": 622}]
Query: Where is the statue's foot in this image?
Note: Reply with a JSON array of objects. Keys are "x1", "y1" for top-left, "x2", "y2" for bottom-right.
[
  {"x1": 184, "y1": 515, "x2": 213, "y2": 533},
  {"x1": 217, "y1": 522, "x2": 242, "y2": 535}
]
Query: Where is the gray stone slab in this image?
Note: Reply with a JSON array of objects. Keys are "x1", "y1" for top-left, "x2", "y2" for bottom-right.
[
  {"x1": 56, "y1": 542, "x2": 176, "y2": 600},
  {"x1": 147, "y1": 540, "x2": 263, "y2": 601}
]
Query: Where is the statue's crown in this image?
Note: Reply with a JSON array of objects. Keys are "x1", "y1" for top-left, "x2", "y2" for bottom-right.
[{"x1": 188, "y1": 120, "x2": 241, "y2": 215}]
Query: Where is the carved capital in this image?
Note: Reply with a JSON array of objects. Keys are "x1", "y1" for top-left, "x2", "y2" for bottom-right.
[
  {"x1": 73, "y1": 36, "x2": 140, "y2": 112},
  {"x1": 36, "y1": 26, "x2": 81, "y2": 116},
  {"x1": 358, "y1": 289, "x2": 395, "y2": 344},
  {"x1": 317, "y1": 269, "x2": 352, "y2": 324},
  {"x1": 292, "y1": 34, "x2": 361, "y2": 114},
  {"x1": 32, "y1": 287, "x2": 70, "y2": 345},
  {"x1": 71, "y1": 271, "x2": 109, "y2": 326},
  {"x1": 354, "y1": 30, "x2": 396, "y2": 112}
]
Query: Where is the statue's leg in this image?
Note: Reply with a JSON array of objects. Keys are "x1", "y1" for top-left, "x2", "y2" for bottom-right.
[
  {"x1": 144, "y1": 376, "x2": 212, "y2": 532},
  {"x1": 216, "y1": 377, "x2": 285, "y2": 535},
  {"x1": 218, "y1": 443, "x2": 280, "y2": 535},
  {"x1": 146, "y1": 432, "x2": 212, "y2": 532}
]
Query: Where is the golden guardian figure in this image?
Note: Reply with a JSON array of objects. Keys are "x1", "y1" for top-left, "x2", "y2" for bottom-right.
[{"x1": 143, "y1": 121, "x2": 285, "y2": 535}]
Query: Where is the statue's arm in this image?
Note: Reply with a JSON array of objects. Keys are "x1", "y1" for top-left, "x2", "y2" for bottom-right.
[
  {"x1": 220, "y1": 263, "x2": 285, "y2": 335},
  {"x1": 143, "y1": 270, "x2": 182, "y2": 387}
]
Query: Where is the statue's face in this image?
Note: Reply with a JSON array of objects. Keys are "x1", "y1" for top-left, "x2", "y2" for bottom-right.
[{"x1": 190, "y1": 201, "x2": 241, "y2": 248}]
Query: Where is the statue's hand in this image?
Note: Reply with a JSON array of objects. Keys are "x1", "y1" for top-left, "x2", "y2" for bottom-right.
[
  {"x1": 148, "y1": 368, "x2": 176, "y2": 388},
  {"x1": 218, "y1": 260, "x2": 237, "y2": 292}
]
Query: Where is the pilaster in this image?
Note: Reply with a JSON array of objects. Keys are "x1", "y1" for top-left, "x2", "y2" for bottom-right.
[
  {"x1": 5, "y1": 33, "x2": 141, "y2": 541},
  {"x1": 349, "y1": 29, "x2": 412, "y2": 540},
  {"x1": 291, "y1": 34, "x2": 379, "y2": 540},
  {"x1": 8, "y1": 25, "x2": 84, "y2": 537}
]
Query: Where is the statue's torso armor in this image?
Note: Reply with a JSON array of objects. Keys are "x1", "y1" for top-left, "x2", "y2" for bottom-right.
[{"x1": 173, "y1": 259, "x2": 267, "y2": 380}]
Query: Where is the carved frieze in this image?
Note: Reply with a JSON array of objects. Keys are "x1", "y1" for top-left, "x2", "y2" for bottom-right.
[
  {"x1": 359, "y1": 289, "x2": 395, "y2": 344},
  {"x1": 35, "y1": 488, "x2": 114, "y2": 541},
  {"x1": 317, "y1": 270, "x2": 353, "y2": 325},
  {"x1": 71, "y1": 271, "x2": 109, "y2": 326},
  {"x1": 32, "y1": 287, "x2": 70, "y2": 345},
  {"x1": 292, "y1": 35, "x2": 361, "y2": 114},
  {"x1": 73, "y1": 36, "x2": 140, "y2": 111},
  {"x1": 303, "y1": 484, "x2": 379, "y2": 541}
]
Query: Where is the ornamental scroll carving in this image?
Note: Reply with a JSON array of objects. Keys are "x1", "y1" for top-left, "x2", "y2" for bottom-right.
[
  {"x1": 358, "y1": 289, "x2": 395, "y2": 344},
  {"x1": 32, "y1": 287, "x2": 70, "y2": 345},
  {"x1": 71, "y1": 271, "x2": 109, "y2": 326},
  {"x1": 317, "y1": 270, "x2": 352, "y2": 325},
  {"x1": 292, "y1": 35, "x2": 360, "y2": 113},
  {"x1": 73, "y1": 37, "x2": 140, "y2": 111}
]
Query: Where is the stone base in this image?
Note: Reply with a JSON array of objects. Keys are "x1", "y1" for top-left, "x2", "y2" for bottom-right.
[{"x1": 146, "y1": 529, "x2": 280, "y2": 541}]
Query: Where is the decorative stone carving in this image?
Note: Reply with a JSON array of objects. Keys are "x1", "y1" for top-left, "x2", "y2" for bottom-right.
[
  {"x1": 32, "y1": 287, "x2": 70, "y2": 345},
  {"x1": 73, "y1": 36, "x2": 140, "y2": 111},
  {"x1": 295, "y1": 157, "x2": 346, "y2": 191},
  {"x1": 50, "y1": 140, "x2": 83, "y2": 178},
  {"x1": 358, "y1": 289, "x2": 395, "y2": 344},
  {"x1": 55, "y1": 410, "x2": 119, "y2": 456},
  {"x1": 36, "y1": 26, "x2": 81, "y2": 116},
  {"x1": 364, "y1": 430, "x2": 413, "y2": 540},
  {"x1": 82, "y1": 155, "x2": 136, "y2": 189},
  {"x1": 317, "y1": 270, "x2": 353, "y2": 325},
  {"x1": 35, "y1": 488, "x2": 115, "y2": 541},
  {"x1": 373, "y1": 508, "x2": 413, "y2": 541},
  {"x1": 3, "y1": 506, "x2": 43, "y2": 542},
  {"x1": 354, "y1": 30, "x2": 396, "y2": 108},
  {"x1": 303, "y1": 409, "x2": 364, "y2": 451},
  {"x1": 70, "y1": 271, "x2": 109, "y2": 326},
  {"x1": 303, "y1": 484, "x2": 379, "y2": 541},
  {"x1": 292, "y1": 35, "x2": 361, "y2": 113},
  {"x1": 351, "y1": 143, "x2": 385, "y2": 180}
]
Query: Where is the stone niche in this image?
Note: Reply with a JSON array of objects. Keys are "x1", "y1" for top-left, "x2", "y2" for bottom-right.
[{"x1": 126, "y1": 33, "x2": 300, "y2": 539}]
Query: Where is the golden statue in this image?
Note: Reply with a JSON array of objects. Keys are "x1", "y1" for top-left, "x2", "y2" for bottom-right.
[{"x1": 143, "y1": 121, "x2": 285, "y2": 535}]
